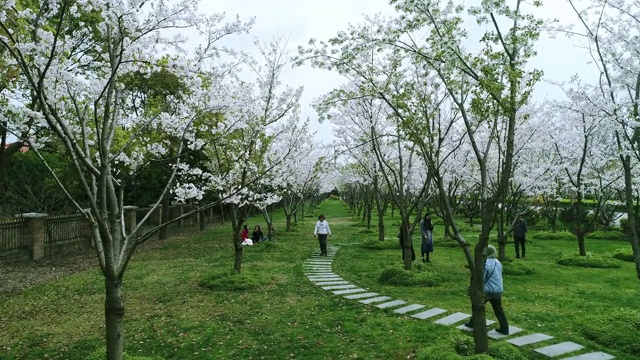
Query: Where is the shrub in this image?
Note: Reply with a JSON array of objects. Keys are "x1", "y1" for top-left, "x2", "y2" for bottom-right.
[
  {"x1": 530, "y1": 231, "x2": 577, "y2": 241},
  {"x1": 378, "y1": 267, "x2": 444, "y2": 287},
  {"x1": 198, "y1": 271, "x2": 273, "y2": 291},
  {"x1": 86, "y1": 349, "x2": 162, "y2": 360},
  {"x1": 502, "y1": 261, "x2": 536, "y2": 276},
  {"x1": 612, "y1": 248, "x2": 635, "y2": 262},
  {"x1": 587, "y1": 230, "x2": 628, "y2": 242},
  {"x1": 361, "y1": 239, "x2": 399, "y2": 250},
  {"x1": 487, "y1": 342, "x2": 528, "y2": 360},
  {"x1": 256, "y1": 240, "x2": 283, "y2": 252},
  {"x1": 556, "y1": 253, "x2": 622, "y2": 269},
  {"x1": 579, "y1": 308, "x2": 640, "y2": 356}
]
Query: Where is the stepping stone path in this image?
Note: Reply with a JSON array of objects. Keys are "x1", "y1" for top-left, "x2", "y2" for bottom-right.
[{"x1": 303, "y1": 247, "x2": 616, "y2": 359}]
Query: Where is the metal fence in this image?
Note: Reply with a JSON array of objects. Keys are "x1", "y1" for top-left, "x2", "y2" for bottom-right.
[
  {"x1": 44, "y1": 215, "x2": 88, "y2": 245},
  {"x1": 0, "y1": 218, "x2": 25, "y2": 252}
]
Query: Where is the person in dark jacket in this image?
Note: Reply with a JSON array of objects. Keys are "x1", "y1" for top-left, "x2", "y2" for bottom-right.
[
  {"x1": 251, "y1": 225, "x2": 267, "y2": 243},
  {"x1": 420, "y1": 213, "x2": 435, "y2": 262},
  {"x1": 512, "y1": 215, "x2": 528, "y2": 258}
]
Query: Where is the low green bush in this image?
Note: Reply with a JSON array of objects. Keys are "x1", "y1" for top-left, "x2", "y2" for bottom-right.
[
  {"x1": 86, "y1": 349, "x2": 162, "y2": 360},
  {"x1": 378, "y1": 267, "x2": 445, "y2": 287},
  {"x1": 415, "y1": 330, "x2": 527, "y2": 360},
  {"x1": 612, "y1": 247, "x2": 635, "y2": 262},
  {"x1": 579, "y1": 308, "x2": 640, "y2": 356},
  {"x1": 587, "y1": 230, "x2": 628, "y2": 242},
  {"x1": 502, "y1": 261, "x2": 536, "y2": 276},
  {"x1": 556, "y1": 253, "x2": 622, "y2": 269},
  {"x1": 256, "y1": 240, "x2": 283, "y2": 252},
  {"x1": 530, "y1": 231, "x2": 577, "y2": 241},
  {"x1": 361, "y1": 239, "x2": 399, "y2": 250},
  {"x1": 198, "y1": 271, "x2": 273, "y2": 291},
  {"x1": 358, "y1": 228, "x2": 375, "y2": 234}
]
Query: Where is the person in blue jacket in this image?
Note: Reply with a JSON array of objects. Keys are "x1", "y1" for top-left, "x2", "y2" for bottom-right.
[{"x1": 464, "y1": 244, "x2": 509, "y2": 335}]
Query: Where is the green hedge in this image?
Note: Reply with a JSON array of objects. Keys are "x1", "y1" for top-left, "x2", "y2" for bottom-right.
[
  {"x1": 502, "y1": 261, "x2": 536, "y2": 276},
  {"x1": 378, "y1": 267, "x2": 445, "y2": 287},
  {"x1": 556, "y1": 253, "x2": 622, "y2": 269},
  {"x1": 612, "y1": 248, "x2": 635, "y2": 262},
  {"x1": 586, "y1": 230, "x2": 628, "y2": 242},
  {"x1": 579, "y1": 308, "x2": 640, "y2": 356},
  {"x1": 530, "y1": 231, "x2": 577, "y2": 241},
  {"x1": 415, "y1": 331, "x2": 528, "y2": 360}
]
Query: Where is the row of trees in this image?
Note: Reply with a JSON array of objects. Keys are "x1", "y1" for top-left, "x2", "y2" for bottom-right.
[
  {"x1": 295, "y1": 0, "x2": 640, "y2": 354},
  {"x1": 0, "y1": 1, "x2": 333, "y2": 359}
]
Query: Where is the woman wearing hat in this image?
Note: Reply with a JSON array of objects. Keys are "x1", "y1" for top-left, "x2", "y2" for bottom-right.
[{"x1": 464, "y1": 244, "x2": 509, "y2": 335}]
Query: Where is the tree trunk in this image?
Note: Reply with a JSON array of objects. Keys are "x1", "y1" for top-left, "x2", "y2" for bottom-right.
[
  {"x1": 286, "y1": 215, "x2": 292, "y2": 232},
  {"x1": 622, "y1": 155, "x2": 640, "y2": 283},
  {"x1": 401, "y1": 218, "x2": 413, "y2": 270},
  {"x1": 105, "y1": 275, "x2": 125, "y2": 360},
  {"x1": 219, "y1": 202, "x2": 225, "y2": 224},
  {"x1": 577, "y1": 232, "x2": 587, "y2": 256},
  {"x1": 233, "y1": 232, "x2": 243, "y2": 273}
]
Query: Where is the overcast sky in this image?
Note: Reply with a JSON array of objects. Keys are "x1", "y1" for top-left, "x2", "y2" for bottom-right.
[{"x1": 203, "y1": 0, "x2": 595, "y2": 144}]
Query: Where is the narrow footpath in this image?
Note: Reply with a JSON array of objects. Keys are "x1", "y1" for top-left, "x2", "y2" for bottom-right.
[{"x1": 303, "y1": 246, "x2": 615, "y2": 360}]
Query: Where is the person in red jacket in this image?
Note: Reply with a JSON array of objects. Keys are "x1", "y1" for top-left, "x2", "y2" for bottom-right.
[{"x1": 241, "y1": 224, "x2": 249, "y2": 240}]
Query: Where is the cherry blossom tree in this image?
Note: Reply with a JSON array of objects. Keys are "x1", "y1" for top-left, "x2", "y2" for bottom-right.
[
  {"x1": 0, "y1": 1, "x2": 253, "y2": 359},
  {"x1": 564, "y1": 0, "x2": 640, "y2": 283}
]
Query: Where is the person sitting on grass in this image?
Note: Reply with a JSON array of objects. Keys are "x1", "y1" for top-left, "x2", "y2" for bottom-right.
[
  {"x1": 464, "y1": 244, "x2": 509, "y2": 335},
  {"x1": 251, "y1": 225, "x2": 268, "y2": 243}
]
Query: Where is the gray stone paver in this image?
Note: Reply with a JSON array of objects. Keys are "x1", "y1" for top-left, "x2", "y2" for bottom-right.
[
  {"x1": 322, "y1": 284, "x2": 357, "y2": 290},
  {"x1": 344, "y1": 292, "x2": 379, "y2": 299},
  {"x1": 488, "y1": 326, "x2": 523, "y2": 339},
  {"x1": 506, "y1": 333, "x2": 555, "y2": 347},
  {"x1": 393, "y1": 304, "x2": 425, "y2": 314},
  {"x1": 411, "y1": 308, "x2": 447, "y2": 320},
  {"x1": 333, "y1": 288, "x2": 367, "y2": 295},
  {"x1": 457, "y1": 320, "x2": 496, "y2": 331},
  {"x1": 307, "y1": 276, "x2": 341, "y2": 280},
  {"x1": 560, "y1": 352, "x2": 615, "y2": 360},
  {"x1": 434, "y1": 312, "x2": 471, "y2": 325},
  {"x1": 375, "y1": 300, "x2": 407, "y2": 309},
  {"x1": 535, "y1": 342, "x2": 585, "y2": 357},
  {"x1": 315, "y1": 281, "x2": 349, "y2": 286},
  {"x1": 359, "y1": 296, "x2": 392, "y2": 304}
]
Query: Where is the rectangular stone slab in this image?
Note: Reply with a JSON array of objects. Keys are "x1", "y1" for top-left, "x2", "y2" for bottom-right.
[
  {"x1": 457, "y1": 320, "x2": 496, "y2": 331},
  {"x1": 344, "y1": 292, "x2": 379, "y2": 299},
  {"x1": 534, "y1": 341, "x2": 585, "y2": 357},
  {"x1": 333, "y1": 288, "x2": 367, "y2": 295},
  {"x1": 315, "y1": 281, "x2": 349, "y2": 286},
  {"x1": 375, "y1": 300, "x2": 407, "y2": 309},
  {"x1": 488, "y1": 326, "x2": 523, "y2": 339},
  {"x1": 393, "y1": 304, "x2": 426, "y2": 314},
  {"x1": 303, "y1": 265, "x2": 332, "y2": 268},
  {"x1": 307, "y1": 275, "x2": 341, "y2": 279},
  {"x1": 306, "y1": 262, "x2": 333, "y2": 265},
  {"x1": 358, "y1": 296, "x2": 392, "y2": 304},
  {"x1": 433, "y1": 312, "x2": 471, "y2": 325},
  {"x1": 308, "y1": 277, "x2": 343, "y2": 281},
  {"x1": 322, "y1": 284, "x2": 356, "y2": 290},
  {"x1": 411, "y1": 308, "x2": 447, "y2": 320},
  {"x1": 560, "y1": 352, "x2": 615, "y2": 360},
  {"x1": 506, "y1": 333, "x2": 554, "y2": 347}
]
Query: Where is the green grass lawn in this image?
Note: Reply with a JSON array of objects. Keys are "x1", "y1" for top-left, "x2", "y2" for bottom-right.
[{"x1": 1, "y1": 199, "x2": 638, "y2": 359}]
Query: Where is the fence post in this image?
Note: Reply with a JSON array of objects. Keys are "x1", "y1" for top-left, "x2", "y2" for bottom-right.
[
  {"x1": 123, "y1": 206, "x2": 138, "y2": 234},
  {"x1": 199, "y1": 205, "x2": 205, "y2": 231},
  {"x1": 22, "y1": 213, "x2": 48, "y2": 260},
  {"x1": 148, "y1": 204, "x2": 162, "y2": 226},
  {"x1": 173, "y1": 203, "x2": 184, "y2": 227}
]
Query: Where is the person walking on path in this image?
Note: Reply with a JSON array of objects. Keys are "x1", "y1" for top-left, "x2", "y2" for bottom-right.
[
  {"x1": 512, "y1": 214, "x2": 528, "y2": 258},
  {"x1": 420, "y1": 213, "x2": 434, "y2": 262},
  {"x1": 464, "y1": 245, "x2": 509, "y2": 335},
  {"x1": 314, "y1": 214, "x2": 332, "y2": 256}
]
